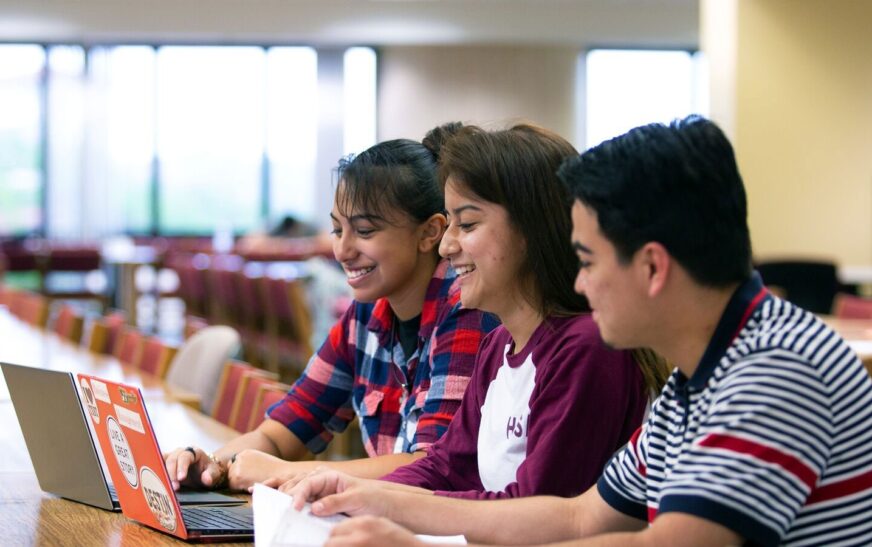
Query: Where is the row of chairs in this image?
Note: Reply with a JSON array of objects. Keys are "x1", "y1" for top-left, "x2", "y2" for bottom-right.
[
  {"x1": 0, "y1": 284, "x2": 240, "y2": 414},
  {"x1": 209, "y1": 357, "x2": 365, "y2": 459},
  {"x1": 1, "y1": 283, "x2": 365, "y2": 458},
  {"x1": 1, "y1": 286, "x2": 51, "y2": 328},
  {"x1": 168, "y1": 253, "x2": 314, "y2": 381},
  {"x1": 0, "y1": 288, "x2": 180, "y2": 380},
  {"x1": 212, "y1": 360, "x2": 291, "y2": 433}
]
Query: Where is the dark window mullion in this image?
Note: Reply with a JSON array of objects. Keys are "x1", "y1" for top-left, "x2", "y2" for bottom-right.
[
  {"x1": 151, "y1": 45, "x2": 160, "y2": 236},
  {"x1": 260, "y1": 45, "x2": 270, "y2": 225},
  {"x1": 38, "y1": 44, "x2": 49, "y2": 238}
]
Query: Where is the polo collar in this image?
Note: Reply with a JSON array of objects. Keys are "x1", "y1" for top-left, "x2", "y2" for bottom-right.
[{"x1": 687, "y1": 271, "x2": 770, "y2": 389}]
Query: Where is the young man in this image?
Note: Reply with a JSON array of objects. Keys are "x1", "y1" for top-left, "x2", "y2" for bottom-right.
[{"x1": 283, "y1": 116, "x2": 872, "y2": 546}]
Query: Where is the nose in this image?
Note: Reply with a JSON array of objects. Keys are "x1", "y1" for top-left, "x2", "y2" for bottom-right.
[
  {"x1": 573, "y1": 268, "x2": 587, "y2": 295},
  {"x1": 439, "y1": 222, "x2": 459, "y2": 258},
  {"x1": 333, "y1": 231, "x2": 357, "y2": 262}
]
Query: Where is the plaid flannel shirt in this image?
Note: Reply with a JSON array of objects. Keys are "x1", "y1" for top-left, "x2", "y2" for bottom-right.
[{"x1": 267, "y1": 259, "x2": 499, "y2": 456}]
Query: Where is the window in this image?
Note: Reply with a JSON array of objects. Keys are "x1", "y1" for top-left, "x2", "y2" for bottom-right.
[
  {"x1": 585, "y1": 49, "x2": 708, "y2": 148},
  {"x1": 266, "y1": 47, "x2": 319, "y2": 224},
  {"x1": 87, "y1": 46, "x2": 155, "y2": 235},
  {"x1": 156, "y1": 46, "x2": 266, "y2": 234},
  {"x1": 0, "y1": 45, "x2": 44, "y2": 235},
  {"x1": 343, "y1": 47, "x2": 377, "y2": 157},
  {"x1": 0, "y1": 43, "x2": 375, "y2": 238}
]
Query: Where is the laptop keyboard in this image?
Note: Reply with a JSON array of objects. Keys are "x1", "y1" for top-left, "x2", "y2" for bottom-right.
[{"x1": 181, "y1": 506, "x2": 254, "y2": 533}]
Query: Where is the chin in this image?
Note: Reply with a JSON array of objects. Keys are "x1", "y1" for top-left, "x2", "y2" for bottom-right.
[
  {"x1": 351, "y1": 288, "x2": 379, "y2": 303},
  {"x1": 459, "y1": 295, "x2": 478, "y2": 310}
]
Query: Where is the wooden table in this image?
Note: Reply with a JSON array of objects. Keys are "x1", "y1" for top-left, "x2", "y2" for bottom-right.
[{"x1": 0, "y1": 309, "x2": 251, "y2": 545}]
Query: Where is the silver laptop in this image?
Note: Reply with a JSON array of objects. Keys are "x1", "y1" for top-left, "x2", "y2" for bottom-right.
[{"x1": 1, "y1": 362, "x2": 243, "y2": 511}]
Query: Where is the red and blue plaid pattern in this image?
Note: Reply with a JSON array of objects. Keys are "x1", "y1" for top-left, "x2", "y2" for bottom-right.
[{"x1": 267, "y1": 259, "x2": 499, "y2": 456}]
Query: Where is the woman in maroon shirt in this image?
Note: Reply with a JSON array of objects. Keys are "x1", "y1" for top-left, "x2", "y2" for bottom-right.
[{"x1": 274, "y1": 124, "x2": 669, "y2": 504}]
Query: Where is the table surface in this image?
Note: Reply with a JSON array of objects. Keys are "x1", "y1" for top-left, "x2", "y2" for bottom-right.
[{"x1": 0, "y1": 309, "x2": 251, "y2": 545}]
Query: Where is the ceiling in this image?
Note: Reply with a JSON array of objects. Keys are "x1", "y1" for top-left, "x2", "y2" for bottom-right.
[{"x1": 0, "y1": 0, "x2": 699, "y2": 48}]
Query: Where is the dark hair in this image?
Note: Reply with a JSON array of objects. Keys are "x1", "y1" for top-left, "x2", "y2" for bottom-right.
[
  {"x1": 559, "y1": 115, "x2": 753, "y2": 287},
  {"x1": 334, "y1": 122, "x2": 463, "y2": 224},
  {"x1": 439, "y1": 123, "x2": 588, "y2": 316}
]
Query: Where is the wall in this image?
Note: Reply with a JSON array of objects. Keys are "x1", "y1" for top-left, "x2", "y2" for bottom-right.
[
  {"x1": 733, "y1": 0, "x2": 872, "y2": 267},
  {"x1": 378, "y1": 46, "x2": 579, "y2": 145}
]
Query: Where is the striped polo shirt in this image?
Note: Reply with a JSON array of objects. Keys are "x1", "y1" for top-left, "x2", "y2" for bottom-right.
[{"x1": 598, "y1": 273, "x2": 872, "y2": 546}]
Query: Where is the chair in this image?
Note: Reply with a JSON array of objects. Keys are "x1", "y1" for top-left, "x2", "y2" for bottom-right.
[
  {"x1": 52, "y1": 304, "x2": 85, "y2": 344},
  {"x1": 832, "y1": 293, "x2": 872, "y2": 319},
  {"x1": 164, "y1": 325, "x2": 241, "y2": 414},
  {"x1": 247, "y1": 381, "x2": 293, "y2": 432},
  {"x1": 83, "y1": 311, "x2": 127, "y2": 354},
  {"x1": 0, "y1": 284, "x2": 24, "y2": 311},
  {"x1": 262, "y1": 276, "x2": 314, "y2": 378},
  {"x1": 183, "y1": 314, "x2": 210, "y2": 340},
  {"x1": 137, "y1": 337, "x2": 178, "y2": 378},
  {"x1": 166, "y1": 252, "x2": 210, "y2": 318},
  {"x1": 230, "y1": 371, "x2": 283, "y2": 433},
  {"x1": 212, "y1": 360, "x2": 260, "y2": 426},
  {"x1": 232, "y1": 269, "x2": 270, "y2": 367},
  {"x1": 756, "y1": 259, "x2": 840, "y2": 314},
  {"x1": 113, "y1": 327, "x2": 145, "y2": 366},
  {"x1": 206, "y1": 254, "x2": 245, "y2": 325},
  {"x1": 13, "y1": 291, "x2": 50, "y2": 328}
]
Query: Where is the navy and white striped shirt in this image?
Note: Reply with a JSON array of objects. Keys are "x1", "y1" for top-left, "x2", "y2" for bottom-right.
[{"x1": 598, "y1": 273, "x2": 872, "y2": 546}]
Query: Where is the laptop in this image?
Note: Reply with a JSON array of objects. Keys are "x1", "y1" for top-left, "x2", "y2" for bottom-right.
[
  {"x1": 78, "y1": 373, "x2": 254, "y2": 542},
  {"x1": 1, "y1": 362, "x2": 243, "y2": 512}
]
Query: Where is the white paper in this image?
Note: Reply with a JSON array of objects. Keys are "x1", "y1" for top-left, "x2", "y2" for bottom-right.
[
  {"x1": 252, "y1": 483, "x2": 466, "y2": 545},
  {"x1": 253, "y1": 483, "x2": 345, "y2": 547}
]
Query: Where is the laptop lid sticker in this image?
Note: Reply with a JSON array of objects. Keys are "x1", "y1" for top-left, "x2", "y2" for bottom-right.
[
  {"x1": 79, "y1": 378, "x2": 102, "y2": 425},
  {"x1": 140, "y1": 466, "x2": 178, "y2": 533},
  {"x1": 106, "y1": 416, "x2": 139, "y2": 488}
]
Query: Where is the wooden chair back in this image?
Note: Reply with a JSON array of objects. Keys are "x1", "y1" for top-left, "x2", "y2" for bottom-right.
[
  {"x1": 229, "y1": 369, "x2": 280, "y2": 433},
  {"x1": 53, "y1": 304, "x2": 85, "y2": 344},
  {"x1": 138, "y1": 337, "x2": 177, "y2": 378},
  {"x1": 247, "y1": 381, "x2": 293, "y2": 432}
]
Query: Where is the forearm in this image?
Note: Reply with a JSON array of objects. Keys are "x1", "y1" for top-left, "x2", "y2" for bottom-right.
[
  {"x1": 316, "y1": 451, "x2": 427, "y2": 480},
  {"x1": 466, "y1": 532, "x2": 649, "y2": 547},
  {"x1": 216, "y1": 420, "x2": 309, "y2": 462},
  {"x1": 214, "y1": 430, "x2": 282, "y2": 461},
  {"x1": 382, "y1": 491, "x2": 580, "y2": 545}
]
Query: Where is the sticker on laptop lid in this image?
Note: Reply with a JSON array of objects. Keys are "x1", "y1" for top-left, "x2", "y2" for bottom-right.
[
  {"x1": 107, "y1": 415, "x2": 138, "y2": 488},
  {"x1": 113, "y1": 403, "x2": 145, "y2": 435},
  {"x1": 140, "y1": 466, "x2": 178, "y2": 532},
  {"x1": 90, "y1": 378, "x2": 111, "y2": 404},
  {"x1": 79, "y1": 378, "x2": 101, "y2": 424}
]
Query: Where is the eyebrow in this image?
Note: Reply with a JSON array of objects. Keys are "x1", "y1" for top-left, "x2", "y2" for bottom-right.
[
  {"x1": 448, "y1": 204, "x2": 483, "y2": 216},
  {"x1": 330, "y1": 212, "x2": 384, "y2": 223},
  {"x1": 572, "y1": 241, "x2": 594, "y2": 255}
]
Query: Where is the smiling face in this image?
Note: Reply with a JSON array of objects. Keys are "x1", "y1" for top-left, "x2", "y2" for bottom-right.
[
  {"x1": 438, "y1": 178, "x2": 527, "y2": 318},
  {"x1": 571, "y1": 200, "x2": 648, "y2": 349},
  {"x1": 330, "y1": 194, "x2": 432, "y2": 310}
]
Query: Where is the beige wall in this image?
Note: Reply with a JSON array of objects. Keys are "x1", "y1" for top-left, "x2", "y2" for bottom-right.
[
  {"x1": 733, "y1": 0, "x2": 872, "y2": 267},
  {"x1": 377, "y1": 46, "x2": 579, "y2": 145}
]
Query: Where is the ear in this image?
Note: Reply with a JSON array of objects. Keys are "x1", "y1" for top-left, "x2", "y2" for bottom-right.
[
  {"x1": 636, "y1": 242, "x2": 671, "y2": 298},
  {"x1": 418, "y1": 213, "x2": 448, "y2": 253}
]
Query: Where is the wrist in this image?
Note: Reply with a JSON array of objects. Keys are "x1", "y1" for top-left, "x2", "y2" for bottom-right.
[{"x1": 205, "y1": 451, "x2": 229, "y2": 487}]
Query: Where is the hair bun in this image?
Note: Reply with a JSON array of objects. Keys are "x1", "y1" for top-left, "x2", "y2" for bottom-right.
[{"x1": 422, "y1": 121, "x2": 464, "y2": 161}]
